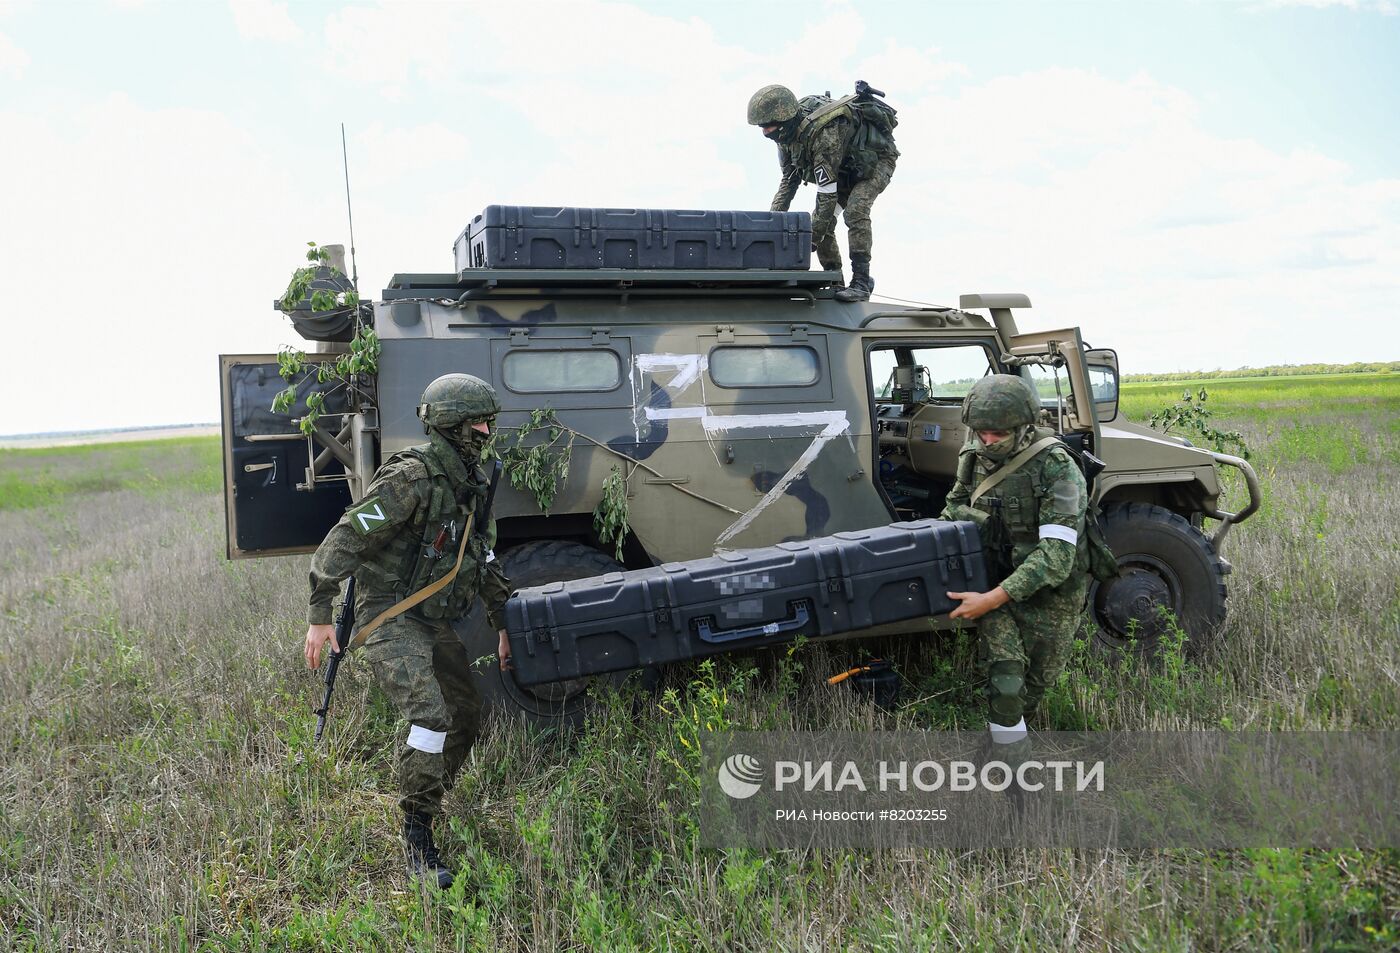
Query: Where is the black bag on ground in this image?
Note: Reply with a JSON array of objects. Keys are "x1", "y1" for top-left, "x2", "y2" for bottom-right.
[
  {"x1": 455, "y1": 206, "x2": 812, "y2": 272},
  {"x1": 503, "y1": 520, "x2": 987, "y2": 687}
]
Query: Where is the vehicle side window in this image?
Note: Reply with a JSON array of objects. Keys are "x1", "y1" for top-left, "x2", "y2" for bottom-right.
[
  {"x1": 710, "y1": 346, "x2": 819, "y2": 388},
  {"x1": 907, "y1": 346, "x2": 994, "y2": 400},
  {"x1": 502, "y1": 349, "x2": 621, "y2": 393},
  {"x1": 869, "y1": 345, "x2": 993, "y2": 402}
]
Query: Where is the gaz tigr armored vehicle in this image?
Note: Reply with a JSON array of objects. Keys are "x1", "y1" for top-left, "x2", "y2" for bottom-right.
[{"x1": 221, "y1": 210, "x2": 1259, "y2": 723}]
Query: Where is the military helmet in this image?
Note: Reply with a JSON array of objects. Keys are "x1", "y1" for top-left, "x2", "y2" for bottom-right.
[
  {"x1": 962, "y1": 374, "x2": 1039, "y2": 431},
  {"x1": 416, "y1": 373, "x2": 501, "y2": 430},
  {"x1": 747, "y1": 84, "x2": 798, "y2": 125}
]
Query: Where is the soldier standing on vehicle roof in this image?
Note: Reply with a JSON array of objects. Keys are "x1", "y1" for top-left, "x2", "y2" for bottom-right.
[
  {"x1": 939, "y1": 375, "x2": 1090, "y2": 768},
  {"x1": 748, "y1": 81, "x2": 899, "y2": 303},
  {"x1": 302, "y1": 373, "x2": 513, "y2": 890}
]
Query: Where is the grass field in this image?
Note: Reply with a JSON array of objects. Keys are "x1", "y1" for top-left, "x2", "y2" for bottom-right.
[{"x1": 1, "y1": 374, "x2": 1397, "y2": 951}]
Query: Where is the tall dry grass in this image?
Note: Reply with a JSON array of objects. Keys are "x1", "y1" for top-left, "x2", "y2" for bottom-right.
[{"x1": 1, "y1": 381, "x2": 1397, "y2": 951}]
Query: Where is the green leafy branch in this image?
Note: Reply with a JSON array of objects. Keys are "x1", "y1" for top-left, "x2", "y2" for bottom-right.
[
  {"x1": 593, "y1": 464, "x2": 632, "y2": 561},
  {"x1": 488, "y1": 408, "x2": 630, "y2": 559},
  {"x1": 270, "y1": 241, "x2": 378, "y2": 436},
  {"x1": 1149, "y1": 387, "x2": 1251, "y2": 460},
  {"x1": 487, "y1": 408, "x2": 576, "y2": 515},
  {"x1": 279, "y1": 241, "x2": 360, "y2": 313},
  {"x1": 269, "y1": 328, "x2": 380, "y2": 435},
  {"x1": 489, "y1": 408, "x2": 744, "y2": 564}
]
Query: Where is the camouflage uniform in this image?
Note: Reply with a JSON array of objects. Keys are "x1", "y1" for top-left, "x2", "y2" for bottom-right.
[
  {"x1": 306, "y1": 373, "x2": 510, "y2": 889},
  {"x1": 770, "y1": 119, "x2": 897, "y2": 273},
  {"x1": 749, "y1": 84, "x2": 898, "y2": 302},
  {"x1": 939, "y1": 376, "x2": 1089, "y2": 751},
  {"x1": 309, "y1": 430, "x2": 510, "y2": 816}
]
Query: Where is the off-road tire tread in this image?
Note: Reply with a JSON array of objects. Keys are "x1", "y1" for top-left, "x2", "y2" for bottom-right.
[{"x1": 1094, "y1": 501, "x2": 1228, "y2": 655}]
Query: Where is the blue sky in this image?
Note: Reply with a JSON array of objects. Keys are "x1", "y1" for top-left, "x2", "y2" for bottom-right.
[{"x1": 0, "y1": 0, "x2": 1396, "y2": 434}]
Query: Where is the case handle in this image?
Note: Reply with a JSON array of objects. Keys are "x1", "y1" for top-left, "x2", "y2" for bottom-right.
[{"x1": 695, "y1": 601, "x2": 811, "y2": 645}]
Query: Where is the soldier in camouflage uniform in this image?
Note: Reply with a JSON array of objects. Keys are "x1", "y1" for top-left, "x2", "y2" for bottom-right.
[
  {"x1": 747, "y1": 83, "x2": 899, "y2": 304},
  {"x1": 302, "y1": 373, "x2": 513, "y2": 889},
  {"x1": 939, "y1": 375, "x2": 1089, "y2": 762}
]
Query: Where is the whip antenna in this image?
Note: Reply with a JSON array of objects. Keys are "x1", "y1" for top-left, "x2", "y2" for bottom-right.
[{"x1": 340, "y1": 122, "x2": 359, "y2": 291}]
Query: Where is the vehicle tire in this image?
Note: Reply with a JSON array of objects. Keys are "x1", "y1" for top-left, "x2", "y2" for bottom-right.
[
  {"x1": 453, "y1": 540, "x2": 658, "y2": 731},
  {"x1": 1089, "y1": 502, "x2": 1227, "y2": 657}
]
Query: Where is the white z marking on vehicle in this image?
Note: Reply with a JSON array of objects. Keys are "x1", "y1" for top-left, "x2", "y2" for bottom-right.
[
  {"x1": 630, "y1": 353, "x2": 710, "y2": 440},
  {"x1": 703, "y1": 411, "x2": 851, "y2": 546}
]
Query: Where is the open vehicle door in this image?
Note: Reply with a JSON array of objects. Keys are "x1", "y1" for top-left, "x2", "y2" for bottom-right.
[
  {"x1": 219, "y1": 354, "x2": 356, "y2": 559},
  {"x1": 1004, "y1": 325, "x2": 1101, "y2": 448}
]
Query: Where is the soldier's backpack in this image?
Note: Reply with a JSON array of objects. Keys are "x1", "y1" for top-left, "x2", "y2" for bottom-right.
[
  {"x1": 793, "y1": 89, "x2": 899, "y2": 182},
  {"x1": 1053, "y1": 440, "x2": 1121, "y2": 583}
]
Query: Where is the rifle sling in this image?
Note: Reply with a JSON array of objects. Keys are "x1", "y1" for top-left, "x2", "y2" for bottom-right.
[
  {"x1": 969, "y1": 437, "x2": 1061, "y2": 506},
  {"x1": 348, "y1": 512, "x2": 476, "y2": 651}
]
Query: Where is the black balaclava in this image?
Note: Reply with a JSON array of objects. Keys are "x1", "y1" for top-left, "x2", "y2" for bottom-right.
[{"x1": 764, "y1": 114, "x2": 801, "y2": 143}]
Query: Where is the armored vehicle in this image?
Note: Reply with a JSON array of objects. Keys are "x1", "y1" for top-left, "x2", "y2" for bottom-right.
[{"x1": 221, "y1": 228, "x2": 1259, "y2": 724}]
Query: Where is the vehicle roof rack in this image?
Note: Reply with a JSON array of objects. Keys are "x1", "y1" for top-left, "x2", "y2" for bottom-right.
[{"x1": 383, "y1": 268, "x2": 842, "y2": 301}]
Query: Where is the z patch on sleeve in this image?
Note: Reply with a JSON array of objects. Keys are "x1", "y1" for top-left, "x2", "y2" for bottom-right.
[{"x1": 348, "y1": 496, "x2": 391, "y2": 535}]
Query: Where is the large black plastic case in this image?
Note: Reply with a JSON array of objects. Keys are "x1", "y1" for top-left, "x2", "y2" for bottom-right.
[
  {"x1": 454, "y1": 206, "x2": 812, "y2": 272},
  {"x1": 503, "y1": 520, "x2": 987, "y2": 687}
]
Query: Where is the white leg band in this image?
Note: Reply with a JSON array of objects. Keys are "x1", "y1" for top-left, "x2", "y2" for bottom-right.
[
  {"x1": 1039, "y1": 524, "x2": 1079, "y2": 544},
  {"x1": 486, "y1": 549, "x2": 496, "y2": 563},
  {"x1": 816, "y1": 182, "x2": 838, "y2": 194},
  {"x1": 989, "y1": 719, "x2": 1028, "y2": 744},
  {"x1": 407, "y1": 724, "x2": 447, "y2": 754}
]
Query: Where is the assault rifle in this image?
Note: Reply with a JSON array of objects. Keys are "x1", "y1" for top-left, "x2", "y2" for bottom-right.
[
  {"x1": 313, "y1": 575, "x2": 355, "y2": 744},
  {"x1": 480, "y1": 459, "x2": 502, "y2": 535}
]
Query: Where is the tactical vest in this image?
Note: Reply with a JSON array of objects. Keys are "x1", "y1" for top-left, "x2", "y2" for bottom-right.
[
  {"x1": 957, "y1": 428, "x2": 1090, "y2": 580},
  {"x1": 355, "y1": 445, "x2": 493, "y2": 623},
  {"x1": 788, "y1": 93, "x2": 899, "y2": 185}
]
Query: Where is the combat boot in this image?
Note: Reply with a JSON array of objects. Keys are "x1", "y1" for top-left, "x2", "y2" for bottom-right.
[
  {"x1": 835, "y1": 257, "x2": 873, "y2": 302},
  {"x1": 403, "y1": 811, "x2": 454, "y2": 889}
]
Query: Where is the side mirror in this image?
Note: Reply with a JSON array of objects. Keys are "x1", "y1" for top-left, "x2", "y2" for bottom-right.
[{"x1": 1084, "y1": 348, "x2": 1119, "y2": 423}]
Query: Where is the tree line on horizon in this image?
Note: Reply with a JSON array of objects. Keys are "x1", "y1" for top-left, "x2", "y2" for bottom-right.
[{"x1": 1123, "y1": 361, "x2": 1396, "y2": 383}]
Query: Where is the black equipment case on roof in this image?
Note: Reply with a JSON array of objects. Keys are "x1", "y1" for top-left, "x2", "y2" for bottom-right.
[
  {"x1": 454, "y1": 206, "x2": 812, "y2": 273},
  {"x1": 503, "y1": 520, "x2": 987, "y2": 687}
]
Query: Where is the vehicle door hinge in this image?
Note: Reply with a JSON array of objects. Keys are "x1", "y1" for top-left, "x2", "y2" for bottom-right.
[
  {"x1": 716, "y1": 324, "x2": 735, "y2": 343},
  {"x1": 591, "y1": 327, "x2": 611, "y2": 345},
  {"x1": 790, "y1": 323, "x2": 809, "y2": 342},
  {"x1": 509, "y1": 327, "x2": 530, "y2": 346}
]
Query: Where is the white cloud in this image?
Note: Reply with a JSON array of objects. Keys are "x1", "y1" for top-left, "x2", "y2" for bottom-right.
[
  {"x1": 0, "y1": 95, "x2": 313, "y2": 433},
  {"x1": 2, "y1": 2, "x2": 1396, "y2": 435},
  {"x1": 229, "y1": 0, "x2": 301, "y2": 42},
  {"x1": 0, "y1": 29, "x2": 27, "y2": 77},
  {"x1": 1258, "y1": 0, "x2": 1398, "y2": 14},
  {"x1": 157, "y1": 5, "x2": 1400, "y2": 380},
  {"x1": 858, "y1": 59, "x2": 1400, "y2": 370},
  {"x1": 320, "y1": 0, "x2": 458, "y2": 92}
]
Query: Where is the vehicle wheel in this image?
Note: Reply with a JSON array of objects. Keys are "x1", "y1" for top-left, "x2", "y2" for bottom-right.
[
  {"x1": 1089, "y1": 502, "x2": 1227, "y2": 657},
  {"x1": 453, "y1": 540, "x2": 657, "y2": 731}
]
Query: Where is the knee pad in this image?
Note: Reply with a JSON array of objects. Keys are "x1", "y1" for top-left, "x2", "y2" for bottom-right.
[{"x1": 986, "y1": 659, "x2": 1026, "y2": 726}]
